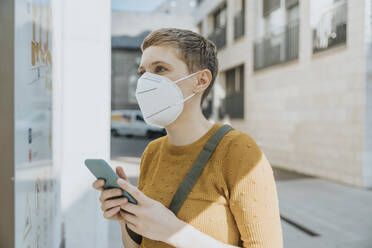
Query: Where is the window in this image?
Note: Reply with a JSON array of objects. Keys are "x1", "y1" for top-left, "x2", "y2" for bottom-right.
[
  {"x1": 122, "y1": 114, "x2": 132, "y2": 123},
  {"x1": 263, "y1": 0, "x2": 280, "y2": 17},
  {"x1": 287, "y1": 2, "x2": 299, "y2": 23},
  {"x1": 213, "y1": 4, "x2": 227, "y2": 29},
  {"x1": 286, "y1": 0, "x2": 298, "y2": 9},
  {"x1": 208, "y1": 3, "x2": 227, "y2": 50},
  {"x1": 224, "y1": 64, "x2": 244, "y2": 119},
  {"x1": 136, "y1": 114, "x2": 144, "y2": 122},
  {"x1": 253, "y1": 0, "x2": 299, "y2": 70},
  {"x1": 311, "y1": 0, "x2": 347, "y2": 53},
  {"x1": 202, "y1": 91, "x2": 213, "y2": 119},
  {"x1": 234, "y1": 0, "x2": 245, "y2": 40}
]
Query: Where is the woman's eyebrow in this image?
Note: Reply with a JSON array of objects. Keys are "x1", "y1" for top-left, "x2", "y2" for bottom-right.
[{"x1": 138, "y1": 61, "x2": 172, "y2": 73}]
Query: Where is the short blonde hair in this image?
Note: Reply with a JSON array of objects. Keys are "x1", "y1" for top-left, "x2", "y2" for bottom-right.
[{"x1": 141, "y1": 28, "x2": 218, "y2": 107}]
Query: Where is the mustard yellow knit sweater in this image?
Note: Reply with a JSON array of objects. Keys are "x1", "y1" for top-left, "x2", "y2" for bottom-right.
[{"x1": 137, "y1": 123, "x2": 283, "y2": 248}]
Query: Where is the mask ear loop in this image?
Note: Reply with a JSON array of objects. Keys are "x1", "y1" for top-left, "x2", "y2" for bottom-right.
[
  {"x1": 182, "y1": 92, "x2": 196, "y2": 102},
  {"x1": 174, "y1": 70, "x2": 202, "y2": 83},
  {"x1": 173, "y1": 70, "x2": 201, "y2": 106}
]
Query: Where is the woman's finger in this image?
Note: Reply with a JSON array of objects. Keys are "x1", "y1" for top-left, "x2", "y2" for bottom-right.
[
  {"x1": 121, "y1": 211, "x2": 138, "y2": 226},
  {"x1": 99, "y1": 188, "x2": 123, "y2": 202},
  {"x1": 126, "y1": 221, "x2": 137, "y2": 232},
  {"x1": 120, "y1": 201, "x2": 140, "y2": 216},
  {"x1": 92, "y1": 179, "x2": 105, "y2": 191},
  {"x1": 120, "y1": 210, "x2": 137, "y2": 227},
  {"x1": 124, "y1": 220, "x2": 136, "y2": 228},
  {"x1": 103, "y1": 206, "x2": 120, "y2": 218},
  {"x1": 117, "y1": 178, "x2": 146, "y2": 205},
  {"x1": 101, "y1": 197, "x2": 128, "y2": 211},
  {"x1": 116, "y1": 166, "x2": 128, "y2": 181}
]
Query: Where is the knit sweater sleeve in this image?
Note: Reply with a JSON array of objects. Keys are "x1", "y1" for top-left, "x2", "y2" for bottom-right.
[
  {"x1": 221, "y1": 134, "x2": 283, "y2": 248},
  {"x1": 137, "y1": 144, "x2": 151, "y2": 191}
]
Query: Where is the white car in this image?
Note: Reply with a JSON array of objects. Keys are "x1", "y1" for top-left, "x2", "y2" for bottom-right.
[{"x1": 111, "y1": 109, "x2": 166, "y2": 138}]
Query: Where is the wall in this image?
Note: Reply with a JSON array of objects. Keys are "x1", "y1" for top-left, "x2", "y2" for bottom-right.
[
  {"x1": 54, "y1": 0, "x2": 112, "y2": 247},
  {"x1": 244, "y1": 0, "x2": 366, "y2": 187},
  {"x1": 196, "y1": 0, "x2": 370, "y2": 188},
  {"x1": 364, "y1": 0, "x2": 372, "y2": 188}
]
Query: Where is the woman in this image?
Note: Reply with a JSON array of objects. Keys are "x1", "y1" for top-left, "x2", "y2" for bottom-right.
[{"x1": 92, "y1": 28, "x2": 283, "y2": 248}]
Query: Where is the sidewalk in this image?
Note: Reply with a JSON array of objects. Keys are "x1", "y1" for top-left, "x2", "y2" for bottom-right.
[
  {"x1": 108, "y1": 158, "x2": 372, "y2": 248},
  {"x1": 275, "y1": 168, "x2": 372, "y2": 248}
]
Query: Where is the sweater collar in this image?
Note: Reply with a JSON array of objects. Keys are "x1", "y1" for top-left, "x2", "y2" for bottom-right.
[{"x1": 162, "y1": 123, "x2": 224, "y2": 155}]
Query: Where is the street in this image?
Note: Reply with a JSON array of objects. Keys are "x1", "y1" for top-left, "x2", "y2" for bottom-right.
[{"x1": 111, "y1": 134, "x2": 154, "y2": 159}]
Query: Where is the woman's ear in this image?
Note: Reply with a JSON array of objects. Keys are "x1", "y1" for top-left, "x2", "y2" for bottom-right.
[
  {"x1": 198, "y1": 69, "x2": 212, "y2": 91},
  {"x1": 193, "y1": 69, "x2": 212, "y2": 94}
]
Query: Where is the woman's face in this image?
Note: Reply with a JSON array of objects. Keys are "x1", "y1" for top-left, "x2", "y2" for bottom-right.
[{"x1": 137, "y1": 45, "x2": 200, "y2": 103}]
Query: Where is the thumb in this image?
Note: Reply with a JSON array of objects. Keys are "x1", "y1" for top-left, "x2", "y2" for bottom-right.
[{"x1": 116, "y1": 166, "x2": 128, "y2": 181}]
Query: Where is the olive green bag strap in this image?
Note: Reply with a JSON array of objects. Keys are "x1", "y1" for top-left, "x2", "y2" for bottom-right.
[
  {"x1": 126, "y1": 124, "x2": 234, "y2": 245},
  {"x1": 168, "y1": 124, "x2": 234, "y2": 214}
]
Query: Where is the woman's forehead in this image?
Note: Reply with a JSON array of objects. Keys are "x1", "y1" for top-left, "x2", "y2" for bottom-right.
[{"x1": 140, "y1": 45, "x2": 181, "y2": 67}]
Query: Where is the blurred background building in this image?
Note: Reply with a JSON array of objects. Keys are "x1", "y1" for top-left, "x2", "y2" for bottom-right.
[
  {"x1": 110, "y1": 0, "x2": 196, "y2": 111},
  {"x1": 108, "y1": 2, "x2": 372, "y2": 247},
  {"x1": 111, "y1": 0, "x2": 372, "y2": 189},
  {"x1": 196, "y1": 0, "x2": 371, "y2": 189},
  {"x1": 111, "y1": 31, "x2": 151, "y2": 110}
]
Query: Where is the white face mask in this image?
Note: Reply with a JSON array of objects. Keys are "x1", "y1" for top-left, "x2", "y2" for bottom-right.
[{"x1": 135, "y1": 70, "x2": 202, "y2": 128}]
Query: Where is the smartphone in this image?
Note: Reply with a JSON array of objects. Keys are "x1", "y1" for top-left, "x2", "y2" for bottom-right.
[{"x1": 84, "y1": 159, "x2": 138, "y2": 205}]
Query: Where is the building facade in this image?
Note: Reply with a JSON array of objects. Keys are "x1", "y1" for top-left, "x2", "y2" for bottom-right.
[
  {"x1": 195, "y1": 0, "x2": 372, "y2": 188},
  {"x1": 154, "y1": 0, "x2": 198, "y2": 15},
  {"x1": 111, "y1": 31, "x2": 151, "y2": 110}
]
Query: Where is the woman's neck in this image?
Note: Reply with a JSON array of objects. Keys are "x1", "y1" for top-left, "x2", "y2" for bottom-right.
[{"x1": 165, "y1": 114, "x2": 214, "y2": 147}]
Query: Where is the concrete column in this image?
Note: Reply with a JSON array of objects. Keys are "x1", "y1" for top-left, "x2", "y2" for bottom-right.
[
  {"x1": 364, "y1": 0, "x2": 372, "y2": 188},
  {"x1": 55, "y1": 0, "x2": 111, "y2": 247}
]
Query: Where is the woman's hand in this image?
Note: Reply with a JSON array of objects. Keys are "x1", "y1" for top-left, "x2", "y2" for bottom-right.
[
  {"x1": 92, "y1": 166, "x2": 129, "y2": 223},
  {"x1": 116, "y1": 178, "x2": 185, "y2": 244}
]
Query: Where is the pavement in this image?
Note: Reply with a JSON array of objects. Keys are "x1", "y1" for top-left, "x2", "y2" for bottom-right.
[
  {"x1": 107, "y1": 158, "x2": 372, "y2": 248},
  {"x1": 275, "y1": 168, "x2": 372, "y2": 248}
]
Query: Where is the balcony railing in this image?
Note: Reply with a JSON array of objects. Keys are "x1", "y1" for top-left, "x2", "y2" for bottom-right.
[
  {"x1": 253, "y1": 19, "x2": 299, "y2": 71},
  {"x1": 234, "y1": 10, "x2": 245, "y2": 40},
  {"x1": 313, "y1": 1, "x2": 347, "y2": 53},
  {"x1": 207, "y1": 26, "x2": 227, "y2": 50}
]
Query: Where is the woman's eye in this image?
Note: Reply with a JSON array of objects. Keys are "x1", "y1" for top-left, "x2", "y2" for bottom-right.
[{"x1": 155, "y1": 66, "x2": 166, "y2": 73}]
